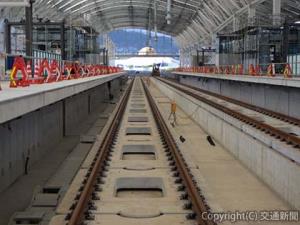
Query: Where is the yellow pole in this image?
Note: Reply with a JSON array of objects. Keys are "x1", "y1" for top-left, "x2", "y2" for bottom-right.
[{"x1": 10, "y1": 67, "x2": 17, "y2": 86}]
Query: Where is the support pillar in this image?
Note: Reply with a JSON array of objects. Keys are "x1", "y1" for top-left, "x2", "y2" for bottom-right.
[
  {"x1": 102, "y1": 48, "x2": 106, "y2": 65},
  {"x1": 4, "y1": 21, "x2": 11, "y2": 54},
  {"x1": 25, "y1": 0, "x2": 33, "y2": 57},
  {"x1": 60, "y1": 20, "x2": 65, "y2": 60},
  {"x1": 282, "y1": 22, "x2": 289, "y2": 63},
  {"x1": 105, "y1": 49, "x2": 109, "y2": 66}
]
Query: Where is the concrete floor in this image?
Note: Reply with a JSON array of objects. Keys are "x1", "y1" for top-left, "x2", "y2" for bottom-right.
[
  {"x1": 0, "y1": 88, "x2": 124, "y2": 225},
  {"x1": 148, "y1": 79, "x2": 298, "y2": 225}
]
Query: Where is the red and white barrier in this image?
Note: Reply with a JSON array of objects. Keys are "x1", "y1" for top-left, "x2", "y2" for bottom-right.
[
  {"x1": 6, "y1": 56, "x2": 123, "y2": 89},
  {"x1": 9, "y1": 56, "x2": 30, "y2": 88},
  {"x1": 175, "y1": 63, "x2": 294, "y2": 78}
]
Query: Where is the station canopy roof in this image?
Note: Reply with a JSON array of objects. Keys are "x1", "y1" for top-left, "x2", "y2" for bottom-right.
[{"x1": 1, "y1": 0, "x2": 300, "y2": 49}]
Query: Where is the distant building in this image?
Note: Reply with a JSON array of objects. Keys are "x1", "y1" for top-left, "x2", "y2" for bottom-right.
[{"x1": 138, "y1": 47, "x2": 156, "y2": 55}]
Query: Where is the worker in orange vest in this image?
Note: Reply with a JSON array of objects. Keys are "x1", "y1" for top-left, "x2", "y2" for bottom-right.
[{"x1": 168, "y1": 99, "x2": 177, "y2": 124}]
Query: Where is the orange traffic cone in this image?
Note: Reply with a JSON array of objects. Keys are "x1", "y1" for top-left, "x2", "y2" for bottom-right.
[{"x1": 283, "y1": 63, "x2": 292, "y2": 78}]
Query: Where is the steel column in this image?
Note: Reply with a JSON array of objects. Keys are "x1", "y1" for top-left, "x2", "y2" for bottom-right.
[
  {"x1": 282, "y1": 23, "x2": 289, "y2": 63},
  {"x1": 25, "y1": 0, "x2": 33, "y2": 57},
  {"x1": 4, "y1": 22, "x2": 11, "y2": 54},
  {"x1": 102, "y1": 48, "x2": 106, "y2": 65},
  {"x1": 106, "y1": 49, "x2": 109, "y2": 65},
  {"x1": 61, "y1": 21, "x2": 66, "y2": 60}
]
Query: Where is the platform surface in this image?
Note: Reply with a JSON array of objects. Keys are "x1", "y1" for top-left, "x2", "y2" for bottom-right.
[
  {"x1": 0, "y1": 73, "x2": 125, "y2": 123},
  {"x1": 173, "y1": 72, "x2": 300, "y2": 88}
]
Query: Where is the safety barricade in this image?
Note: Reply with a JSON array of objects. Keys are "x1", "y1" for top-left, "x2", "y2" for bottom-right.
[
  {"x1": 174, "y1": 63, "x2": 295, "y2": 78},
  {"x1": 62, "y1": 62, "x2": 80, "y2": 80},
  {"x1": 73, "y1": 63, "x2": 81, "y2": 79},
  {"x1": 33, "y1": 58, "x2": 50, "y2": 83},
  {"x1": 62, "y1": 62, "x2": 72, "y2": 80},
  {"x1": 44, "y1": 60, "x2": 61, "y2": 83},
  {"x1": 267, "y1": 64, "x2": 275, "y2": 77},
  {"x1": 104, "y1": 65, "x2": 109, "y2": 74},
  {"x1": 30, "y1": 61, "x2": 42, "y2": 84},
  {"x1": 9, "y1": 56, "x2": 30, "y2": 88},
  {"x1": 96, "y1": 65, "x2": 102, "y2": 76},
  {"x1": 248, "y1": 64, "x2": 256, "y2": 76},
  {"x1": 79, "y1": 65, "x2": 87, "y2": 78},
  {"x1": 87, "y1": 65, "x2": 95, "y2": 77},
  {"x1": 3, "y1": 55, "x2": 122, "y2": 89},
  {"x1": 283, "y1": 63, "x2": 292, "y2": 78},
  {"x1": 255, "y1": 65, "x2": 261, "y2": 76},
  {"x1": 236, "y1": 64, "x2": 243, "y2": 75}
]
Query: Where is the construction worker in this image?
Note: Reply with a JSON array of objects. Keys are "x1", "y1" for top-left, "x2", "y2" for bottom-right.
[{"x1": 168, "y1": 99, "x2": 177, "y2": 124}]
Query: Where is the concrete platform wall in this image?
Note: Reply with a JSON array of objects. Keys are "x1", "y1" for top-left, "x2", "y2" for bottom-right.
[
  {"x1": 89, "y1": 85, "x2": 106, "y2": 113},
  {"x1": 65, "y1": 92, "x2": 89, "y2": 134},
  {"x1": 175, "y1": 75, "x2": 300, "y2": 119},
  {"x1": 0, "y1": 103, "x2": 63, "y2": 192},
  {"x1": 0, "y1": 77, "x2": 123, "y2": 193},
  {"x1": 154, "y1": 78, "x2": 300, "y2": 210}
]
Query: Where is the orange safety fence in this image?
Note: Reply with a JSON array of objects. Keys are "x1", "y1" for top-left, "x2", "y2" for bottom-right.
[{"x1": 175, "y1": 63, "x2": 295, "y2": 78}]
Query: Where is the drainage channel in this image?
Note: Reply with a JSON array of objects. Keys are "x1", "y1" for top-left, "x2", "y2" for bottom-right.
[{"x1": 64, "y1": 77, "x2": 214, "y2": 225}]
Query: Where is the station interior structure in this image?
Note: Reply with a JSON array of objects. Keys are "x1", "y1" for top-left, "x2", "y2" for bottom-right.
[{"x1": 0, "y1": 0, "x2": 300, "y2": 225}]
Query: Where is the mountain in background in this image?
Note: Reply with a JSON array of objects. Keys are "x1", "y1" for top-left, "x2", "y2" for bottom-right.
[{"x1": 109, "y1": 29, "x2": 179, "y2": 54}]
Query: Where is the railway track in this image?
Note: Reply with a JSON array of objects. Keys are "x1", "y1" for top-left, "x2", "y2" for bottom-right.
[
  {"x1": 65, "y1": 77, "x2": 214, "y2": 225},
  {"x1": 161, "y1": 77, "x2": 300, "y2": 126},
  {"x1": 156, "y1": 77, "x2": 300, "y2": 151}
]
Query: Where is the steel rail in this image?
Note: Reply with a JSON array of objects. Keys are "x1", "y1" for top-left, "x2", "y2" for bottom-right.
[
  {"x1": 67, "y1": 80, "x2": 133, "y2": 225},
  {"x1": 142, "y1": 79, "x2": 215, "y2": 225},
  {"x1": 160, "y1": 77, "x2": 300, "y2": 126},
  {"x1": 157, "y1": 77, "x2": 300, "y2": 149}
]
